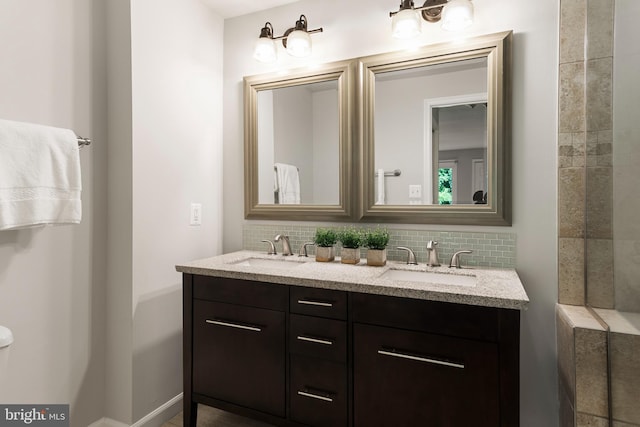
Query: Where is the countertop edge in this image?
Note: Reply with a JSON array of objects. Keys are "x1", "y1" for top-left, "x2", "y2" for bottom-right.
[{"x1": 176, "y1": 251, "x2": 529, "y2": 311}]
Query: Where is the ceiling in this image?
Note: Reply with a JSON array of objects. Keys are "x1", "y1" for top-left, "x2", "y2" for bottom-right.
[{"x1": 202, "y1": 0, "x2": 301, "y2": 19}]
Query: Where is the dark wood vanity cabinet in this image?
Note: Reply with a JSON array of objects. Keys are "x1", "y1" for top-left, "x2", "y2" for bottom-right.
[{"x1": 183, "y1": 274, "x2": 520, "y2": 427}]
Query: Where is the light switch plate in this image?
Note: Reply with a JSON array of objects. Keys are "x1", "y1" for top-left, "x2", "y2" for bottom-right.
[
  {"x1": 409, "y1": 185, "x2": 422, "y2": 199},
  {"x1": 190, "y1": 203, "x2": 202, "y2": 226}
]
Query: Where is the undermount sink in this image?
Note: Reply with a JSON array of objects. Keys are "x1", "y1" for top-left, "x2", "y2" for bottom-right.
[
  {"x1": 232, "y1": 257, "x2": 304, "y2": 270},
  {"x1": 380, "y1": 269, "x2": 477, "y2": 287}
]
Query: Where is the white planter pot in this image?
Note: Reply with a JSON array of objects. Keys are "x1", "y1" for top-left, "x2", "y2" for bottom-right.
[
  {"x1": 340, "y1": 247, "x2": 361, "y2": 264},
  {"x1": 315, "y1": 246, "x2": 335, "y2": 262},
  {"x1": 366, "y1": 249, "x2": 387, "y2": 266}
]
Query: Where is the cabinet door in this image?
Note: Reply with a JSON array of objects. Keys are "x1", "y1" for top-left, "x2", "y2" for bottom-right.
[
  {"x1": 354, "y1": 323, "x2": 500, "y2": 427},
  {"x1": 193, "y1": 300, "x2": 286, "y2": 417}
]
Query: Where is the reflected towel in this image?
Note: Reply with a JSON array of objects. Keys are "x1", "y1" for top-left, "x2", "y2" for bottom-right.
[
  {"x1": 274, "y1": 163, "x2": 300, "y2": 204},
  {"x1": 0, "y1": 119, "x2": 82, "y2": 230},
  {"x1": 376, "y1": 168, "x2": 385, "y2": 205}
]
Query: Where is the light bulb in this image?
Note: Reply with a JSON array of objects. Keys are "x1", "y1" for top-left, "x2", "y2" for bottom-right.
[
  {"x1": 286, "y1": 30, "x2": 312, "y2": 57},
  {"x1": 441, "y1": 0, "x2": 474, "y2": 32},
  {"x1": 392, "y1": 8, "x2": 422, "y2": 39},
  {"x1": 253, "y1": 37, "x2": 277, "y2": 63}
]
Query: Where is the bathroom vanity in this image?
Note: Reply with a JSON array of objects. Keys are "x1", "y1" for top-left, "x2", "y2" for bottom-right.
[{"x1": 177, "y1": 251, "x2": 528, "y2": 427}]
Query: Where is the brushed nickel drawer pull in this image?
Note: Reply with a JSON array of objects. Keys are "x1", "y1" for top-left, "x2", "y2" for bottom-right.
[
  {"x1": 297, "y1": 390, "x2": 334, "y2": 402},
  {"x1": 296, "y1": 335, "x2": 333, "y2": 346},
  {"x1": 378, "y1": 349, "x2": 465, "y2": 369},
  {"x1": 206, "y1": 319, "x2": 261, "y2": 332},
  {"x1": 297, "y1": 299, "x2": 333, "y2": 307}
]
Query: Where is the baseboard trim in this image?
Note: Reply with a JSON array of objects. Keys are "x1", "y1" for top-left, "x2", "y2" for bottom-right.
[
  {"x1": 88, "y1": 418, "x2": 129, "y2": 427},
  {"x1": 88, "y1": 394, "x2": 183, "y2": 427},
  {"x1": 132, "y1": 393, "x2": 183, "y2": 427}
]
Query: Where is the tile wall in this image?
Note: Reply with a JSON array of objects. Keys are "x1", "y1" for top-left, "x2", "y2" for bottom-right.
[
  {"x1": 243, "y1": 223, "x2": 516, "y2": 268},
  {"x1": 558, "y1": 0, "x2": 615, "y2": 308},
  {"x1": 557, "y1": 1, "x2": 640, "y2": 426}
]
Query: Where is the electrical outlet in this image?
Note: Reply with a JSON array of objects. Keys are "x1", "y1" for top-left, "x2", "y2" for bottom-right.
[
  {"x1": 190, "y1": 203, "x2": 202, "y2": 226},
  {"x1": 409, "y1": 185, "x2": 422, "y2": 199}
]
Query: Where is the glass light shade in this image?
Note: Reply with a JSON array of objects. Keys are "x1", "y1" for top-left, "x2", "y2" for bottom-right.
[
  {"x1": 253, "y1": 37, "x2": 277, "y2": 63},
  {"x1": 286, "y1": 30, "x2": 312, "y2": 57},
  {"x1": 441, "y1": 0, "x2": 474, "y2": 31},
  {"x1": 392, "y1": 8, "x2": 422, "y2": 39}
]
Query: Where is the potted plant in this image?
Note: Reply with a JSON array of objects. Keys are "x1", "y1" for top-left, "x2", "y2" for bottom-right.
[
  {"x1": 314, "y1": 228, "x2": 338, "y2": 262},
  {"x1": 337, "y1": 227, "x2": 363, "y2": 265},
  {"x1": 363, "y1": 227, "x2": 390, "y2": 266}
]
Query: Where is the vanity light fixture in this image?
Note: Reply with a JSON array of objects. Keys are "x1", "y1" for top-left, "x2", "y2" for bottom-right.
[
  {"x1": 390, "y1": 0, "x2": 474, "y2": 39},
  {"x1": 253, "y1": 15, "x2": 323, "y2": 62}
]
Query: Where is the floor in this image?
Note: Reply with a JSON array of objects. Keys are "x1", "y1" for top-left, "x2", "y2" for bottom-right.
[{"x1": 163, "y1": 405, "x2": 274, "y2": 427}]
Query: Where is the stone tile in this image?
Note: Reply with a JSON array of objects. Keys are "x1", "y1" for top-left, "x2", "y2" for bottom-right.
[
  {"x1": 586, "y1": 167, "x2": 613, "y2": 239},
  {"x1": 611, "y1": 332, "x2": 640, "y2": 424},
  {"x1": 560, "y1": 0, "x2": 586, "y2": 63},
  {"x1": 586, "y1": 0, "x2": 614, "y2": 60},
  {"x1": 575, "y1": 328, "x2": 609, "y2": 418},
  {"x1": 557, "y1": 305, "x2": 577, "y2": 400},
  {"x1": 559, "y1": 238, "x2": 586, "y2": 305},
  {"x1": 587, "y1": 131, "x2": 614, "y2": 166},
  {"x1": 586, "y1": 238, "x2": 614, "y2": 308},
  {"x1": 586, "y1": 58, "x2": 613, "y2": 132},
  {"x1": 560, "y1": 62, "x2": 586, "y2": 133},
  {"x1": 613, "y1": 421, "x2": 640, "y2": 427},
  {"x1": 559, "y1": 132, "x2": 587, "y2": 167},
  {"x1": 577, "y1": 412, "x2": 610, "y2": 426},
  {"x1": 559, "y1": 168, "x2": 586, "y2": 238},
  {"x1": 560, "y1": 382, "x2": 577, "y2": 427}
]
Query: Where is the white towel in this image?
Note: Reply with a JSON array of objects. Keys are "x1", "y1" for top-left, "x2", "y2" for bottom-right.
[
  {"x1": 0, "y1": 119, "x2": 82, "y2": 230},
  {"x1": 274, "y1": 163, "x2": 300, "y2": 204},
  {"x1": 376, "y1": 168, "x2": 385, "y2": 205}
]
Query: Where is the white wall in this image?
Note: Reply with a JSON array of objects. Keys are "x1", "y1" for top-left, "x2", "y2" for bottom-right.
[
  {"x1": 223, "y1": 1, "x2": 559, "y2": 426},
  {"x1": 0, "y1": 1, "x2": 108, "y2": 426},
  {"x1": 0, "y1": 1, "x2": 223, "y2": 426},
  {"x1": 130, "y1": 0, "x2": 223, "y2": 423}
]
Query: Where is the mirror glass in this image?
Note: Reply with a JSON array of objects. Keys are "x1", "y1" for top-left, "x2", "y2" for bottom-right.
[
  {"x1": 360, "y1": 31, "x2": 512, "y2": 225},
  {"x1": 374, "y1": 58, "x2": 487, "y2": 205},
  {"x1": 257, "y1": 80, "x2": 339, "y2": 205},
  {"x1": 244, "y1": 60, "x2": 355, "y2": 221}
]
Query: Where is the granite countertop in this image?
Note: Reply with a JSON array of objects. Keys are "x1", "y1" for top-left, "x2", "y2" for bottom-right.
[{"x1": 176, "y1": 250, "x2": 529, "y2": 310}]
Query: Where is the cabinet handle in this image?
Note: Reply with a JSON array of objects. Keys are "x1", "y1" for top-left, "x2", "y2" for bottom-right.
[
  {"x1": 296, "y1": 335, "x2": 333, "y2": 346},
  {"x1": 297, "y1": 390, "x2": 334, "y2": 403},
  {"x1": 378, "y1": 349, "x2": 464, "y2": 369},
  {"x1": 205, "y1": 319, "x2": 261, "y2": 332},
  {"x1": 297, "y1": 299, "x2": 333, "y2": 307}
]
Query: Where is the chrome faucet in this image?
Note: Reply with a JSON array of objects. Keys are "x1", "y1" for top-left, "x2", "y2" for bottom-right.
[
  {"x1": 449, "y1": 250, "x2": 473, "y2": 268},
  {"x1": 260, "y1": 239, "x2": 277, "y2": 255},
  {"x1": 426, "y1": 240, "x2": 441, "y2": 267},
  {"x1": 397, "y1": 247, "x2": 418, "y2": 265},
  {"x1": 298, "y1": 242, "x2": 315, "y2": 257},
  {"x1": 275, "y1": 234, "x2": 293, "y2": 256}
]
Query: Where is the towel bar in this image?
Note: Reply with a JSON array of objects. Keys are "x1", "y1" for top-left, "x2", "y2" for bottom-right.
[
  {"x1": 375, "y1": 169, "x2": 401, "y2": 177},
  {"x1": 77, "y1": 136, "x2": 91, "y2": 147}
]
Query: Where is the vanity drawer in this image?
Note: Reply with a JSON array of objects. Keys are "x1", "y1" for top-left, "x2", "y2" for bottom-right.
[
  {"x1": 290, "y1": 355, "x2": 347, "y2": 427},
  {"x1": 290, "y1": 314, "x2": 347, "y2": 363},
  {"x1": 290, "y1": 286, "x2": 347, "y2": 320},
  {"x1": 351, "y1": 292, "x2": 500, "y2": 341},
  {"x1": 193, "y1": 275, "x2": 287, "y2": 311}
]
